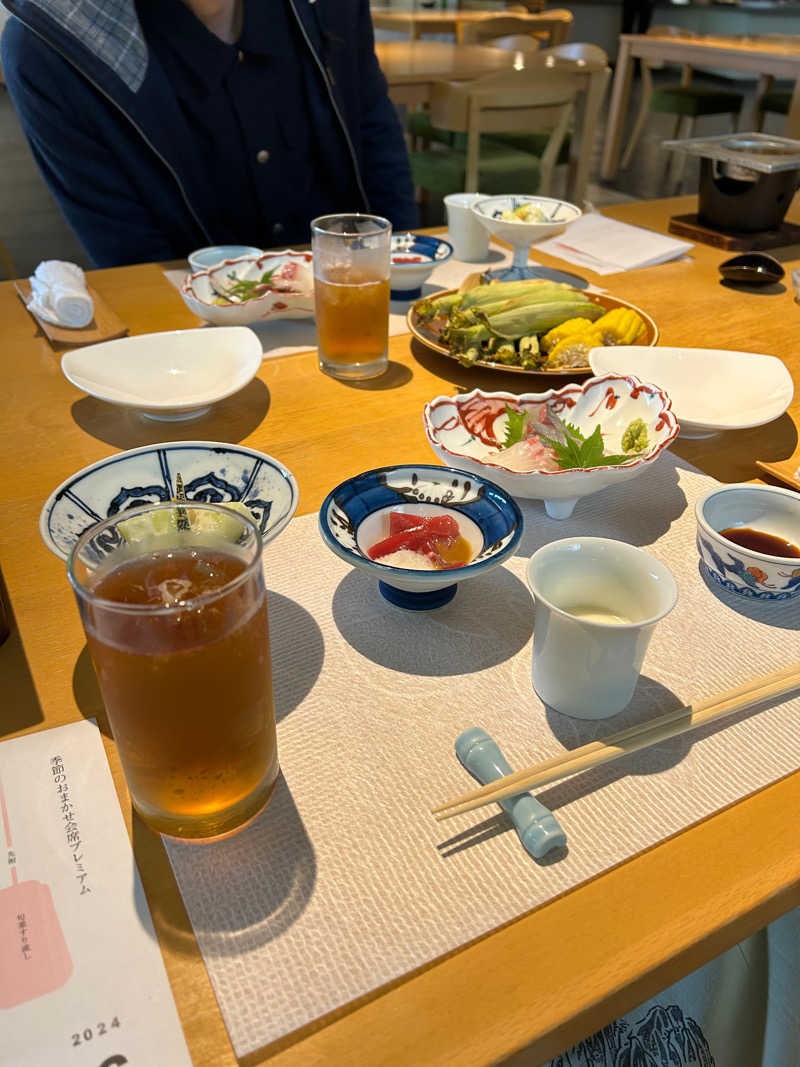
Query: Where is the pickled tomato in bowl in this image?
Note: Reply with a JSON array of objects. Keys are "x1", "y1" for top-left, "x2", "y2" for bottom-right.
[{"x1": 366, "y1": 511, "x2": 473, "y2": 570}]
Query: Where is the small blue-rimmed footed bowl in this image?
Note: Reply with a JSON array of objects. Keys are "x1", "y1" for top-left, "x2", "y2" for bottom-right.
[
  {"x1": 318, "y1": 464, "x2": 523, "y2": 610},
  {"x1": 390, "y1": 234, "x2": 453, "y2": 300}
]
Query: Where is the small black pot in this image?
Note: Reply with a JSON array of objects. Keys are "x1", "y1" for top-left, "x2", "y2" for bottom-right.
[{"x1": 698, "y1": 157, "x2": 799, "y2": 233}]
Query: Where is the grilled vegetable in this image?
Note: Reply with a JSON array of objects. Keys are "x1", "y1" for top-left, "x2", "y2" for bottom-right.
[
  {"x1": 416, "y1": 276, "x2": 649, "y2": 371},
  {"x1": 481, "y1": 299, "x2": 602, "y2": 341},
  {"x1": 594, "y1": 307, "x2": 646, "y2": 346},
  {"x1": 541, "y1": 316, "x2": 598, "y2": 353},
  {"x1": 546, "y1": 327, "x2": 604, "y2": 369},
  {"x1": 459, "y1": 278, "x2": 575, "y2": 310}
]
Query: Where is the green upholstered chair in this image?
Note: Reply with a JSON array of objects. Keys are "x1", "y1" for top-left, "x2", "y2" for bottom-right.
[
  {"x1": 620, "y1": 26, "x2": 744, "y2": 181},
  {"x1": 757, "y1": 82, "x2": 791, "y2": 129},
  {"x1": 408, "y1": 64, "x2": 577, "y2": 199}
]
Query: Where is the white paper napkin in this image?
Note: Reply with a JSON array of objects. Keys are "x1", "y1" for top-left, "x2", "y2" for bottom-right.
[
  {"x1": 26, "y1": 260, "x2": 94, "y2": 328},
  {"x1": 535, "y1": 214, "x2": 693, "y2": 275}
]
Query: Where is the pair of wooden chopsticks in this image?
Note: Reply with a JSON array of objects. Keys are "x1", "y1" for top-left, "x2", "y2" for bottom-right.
[{"x1": 432, "y1": 664, "x2": 800, "y2": 822}]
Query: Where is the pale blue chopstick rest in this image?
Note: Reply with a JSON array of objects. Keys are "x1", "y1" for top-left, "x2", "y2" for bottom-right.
[{"x1": 454, "y1": 727, "x2": 567, "y2": 860}]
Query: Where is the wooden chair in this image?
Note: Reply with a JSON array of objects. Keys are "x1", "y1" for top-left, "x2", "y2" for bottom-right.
[
  {"x1": 462, "y1": 10, "x2": 573, "y2": 49},
  {"x1": 409, "y1": 65, "x2": 577, "y2": 198},
  {"x1": 620, "y1": 25, "x2": 745, "y2": 182}
]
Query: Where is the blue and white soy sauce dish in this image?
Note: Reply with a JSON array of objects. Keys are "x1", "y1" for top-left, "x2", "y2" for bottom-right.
[
  {"x1": 695, "y1": 483, "x2": 800, "y2": 601},
  {"x1": 389, "y1": 234, "x2": 453, "y2": 300},
  {"x1": 318, "y1": 464, "x2": 523, "y2": 610}
]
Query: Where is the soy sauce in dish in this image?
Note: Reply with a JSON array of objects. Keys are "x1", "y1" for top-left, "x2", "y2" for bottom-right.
[{"x1": 719, "y1": 526, "x2": 800, "y2": 558}]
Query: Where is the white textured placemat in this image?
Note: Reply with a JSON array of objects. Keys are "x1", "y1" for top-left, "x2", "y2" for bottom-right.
[{"x1": 165, "y1": 454, "x2": 800, "y2": 1057}]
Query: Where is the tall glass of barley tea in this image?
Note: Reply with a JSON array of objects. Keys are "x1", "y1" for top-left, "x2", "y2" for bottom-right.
[
  {"x1": 68, "y1": 502, "x2": 279, "y2": 840},
  {"x1": 312, "y1": 213, "x2": 391, "y2": 381}
]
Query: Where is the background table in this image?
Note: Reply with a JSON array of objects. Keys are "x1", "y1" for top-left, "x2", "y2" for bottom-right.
[
  {"x1": 376, "y1": 39, "x2": 609, "y2": 204},
  {"x1": 601, "y1": 33, "x2": 800, "y2": 181},
  {"x1": 2, "y1": 196, "x2": 799, "y2": 1065},
  {"x1": 371, "y1": 8, "x2": 571, "y2": 46}
]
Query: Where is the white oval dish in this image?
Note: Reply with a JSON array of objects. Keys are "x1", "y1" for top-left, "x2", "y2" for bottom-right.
[
  {"x1": 588, "y1": 345, "x2": 794, "y2": 438},
  {"x1": 61, "y1": 326, "x2": 262, "y2": 421}
]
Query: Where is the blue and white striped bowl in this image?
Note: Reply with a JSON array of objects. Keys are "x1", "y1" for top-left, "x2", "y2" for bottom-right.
[{"x1": 40, "y1": 441, "x2": 299, "y2": 561}]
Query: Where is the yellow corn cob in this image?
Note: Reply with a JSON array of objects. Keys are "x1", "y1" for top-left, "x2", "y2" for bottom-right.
[
  {"x1": 594, "y1": 307, "x2": 646, "y2": 346},
  {"x1": 540, "y1": 316, "x2": 597, "y2": 354},
  {"x1": 546, "y1": 327, "x2": 604, "y2": 369}
]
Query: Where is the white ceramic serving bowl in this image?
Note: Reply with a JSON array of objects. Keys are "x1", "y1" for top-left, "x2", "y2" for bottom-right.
[
  {"x1": 695, "y1": 483, "x2": 800, "y2": 601},
  {"x1": 527, "y1": 538, "x2": 678, "y2": 718},
  {"x1": 318, "y1": 464, "x2": 523, "y2": 611},
  {"x1": 471, "y1": 195, "x2": 582, "y2": 250},
  {"x1": 40, "y1": 441, "x2": 299, "y2": 561},
  {"x1": 589, "y1": 345, "x2": 794, "y2": 438},
  {"x1": 60, "y1": 326, "x2": 262, "y2": 421},
  {"x1": 187, "y1": 244, "x2": 263, "y2": 273},
  {"x1": 181, "y1": 250, "x2": 315, "y2": 325},
  {"x1": 423, "y1": 375, "x2": 679, "y2": 519},
  {"x1": 389, "y1": 233, "x2": 453, "y2": 299}
]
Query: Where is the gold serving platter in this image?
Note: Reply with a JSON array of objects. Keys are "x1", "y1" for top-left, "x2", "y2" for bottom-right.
[{"x1": 407, "y1": 288, "x2": 659, "y2": 376}]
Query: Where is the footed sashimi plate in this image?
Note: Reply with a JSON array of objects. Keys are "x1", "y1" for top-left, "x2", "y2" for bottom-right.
[{"x1": 423, "y1": 376, "x2": 679, "y2": 518}]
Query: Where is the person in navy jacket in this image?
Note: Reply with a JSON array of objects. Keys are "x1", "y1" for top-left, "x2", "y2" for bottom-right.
[{"x1": 1, "y1": 0, "x2": 417, "y2": 267}]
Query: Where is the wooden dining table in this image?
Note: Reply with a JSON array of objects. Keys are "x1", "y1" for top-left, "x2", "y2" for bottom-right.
[
  {"x1": 601, "y1": 32, "x2": 800, "y2": 182},
  {"x1": 370, "y1": 7, "x2": 571, "y2": 47},
  {"x1": 2, "y1": 195, "x2": 800, "y2": 1066}
]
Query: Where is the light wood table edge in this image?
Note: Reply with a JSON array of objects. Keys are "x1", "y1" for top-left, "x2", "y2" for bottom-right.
[{"x1": 248, "y1": 770, "x2": 800, "y2": 1067}]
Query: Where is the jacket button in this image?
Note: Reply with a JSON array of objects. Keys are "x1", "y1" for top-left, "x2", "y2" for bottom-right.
[
  {"x1": 272, "y1": 222, "x2": 284, "y2": 236},
  {"x1": 256, "y1": 149, "x2": 270, "y2": 164},
  {"x1": 237, "y1": 49, "x2": 245, "y2": 63}
]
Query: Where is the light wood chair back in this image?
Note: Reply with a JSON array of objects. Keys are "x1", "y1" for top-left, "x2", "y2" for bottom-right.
[
  {"x1": 462, "y1": 10, "x2": 573, "y2": 49},
  {"x1": 540, "y1": 42, "x2": 609, "y2": 66},
  {"x1": 428, "y1": 64, "x2": 578, "y2": 193},
  {"x1": 475, "y1": 33, "x2": 541, "y2": 54}
]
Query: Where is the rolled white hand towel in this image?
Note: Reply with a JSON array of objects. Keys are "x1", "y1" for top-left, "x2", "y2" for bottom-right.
[{"x1": 26, "y1": 260, "x2": 94, "y2": 328}]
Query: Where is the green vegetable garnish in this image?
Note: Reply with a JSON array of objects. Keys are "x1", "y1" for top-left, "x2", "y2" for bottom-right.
[
  {"x1": 502, "y1": 403, "x2": 529, "y2": 448},
  {"x1": 621, "y1": 417, "x2": 649, "y2": 453},
  {"x1": 223, "y1": 266, "x2": 278, "y2": 301},
  {"x1": 540, "y1": 422, "x2": 632, "y2": 471}
]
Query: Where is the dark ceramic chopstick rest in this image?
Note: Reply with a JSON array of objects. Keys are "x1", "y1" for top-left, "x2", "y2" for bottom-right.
[{"x1": 718, "y1": 252, "x2": 785, "y2": 286}]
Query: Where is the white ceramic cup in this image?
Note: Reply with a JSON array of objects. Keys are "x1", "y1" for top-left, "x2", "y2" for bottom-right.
[
  {"x1": 526, "y1": 538, "x2": 678, "y2": 719},
  {"x1": 444, "y1": 192, "x2": 490, "y2": 262}
]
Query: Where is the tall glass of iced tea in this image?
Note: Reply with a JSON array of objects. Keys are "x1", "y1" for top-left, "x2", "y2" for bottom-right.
[
  {"x1": 68, "y1": 502, "x2": 278, "y2": 840},
  {"x1": 311, "y1": 213, "x2": 391, "y2": 381}
]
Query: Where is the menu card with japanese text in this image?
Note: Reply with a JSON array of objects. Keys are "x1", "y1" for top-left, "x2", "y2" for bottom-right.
[{"x1": 0, "y1": 720, "x2": 191, "y2": 1067}]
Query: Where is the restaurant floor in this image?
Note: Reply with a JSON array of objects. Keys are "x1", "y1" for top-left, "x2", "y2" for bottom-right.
[{"x1": 0, "y1": 70, "x2": 791, "y2": 278}]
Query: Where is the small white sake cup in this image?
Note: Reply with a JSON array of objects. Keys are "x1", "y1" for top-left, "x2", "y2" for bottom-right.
[{"x1": 526, "y1": 538, "x2": 678, "y2": 719}]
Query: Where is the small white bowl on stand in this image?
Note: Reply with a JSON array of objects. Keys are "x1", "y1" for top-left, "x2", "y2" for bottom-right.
[{"x1": 471, "y1": 195, "x2": 582, "y2": 282}]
